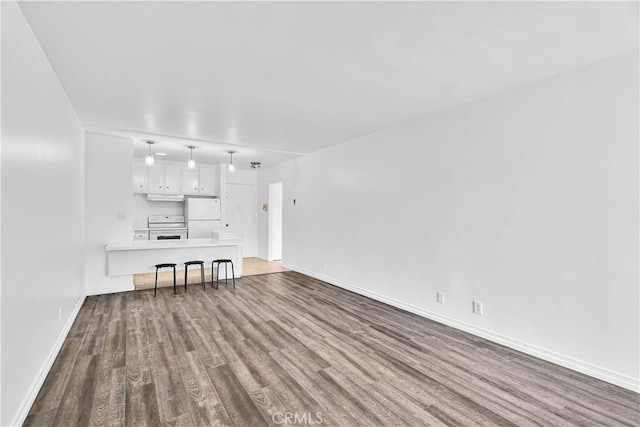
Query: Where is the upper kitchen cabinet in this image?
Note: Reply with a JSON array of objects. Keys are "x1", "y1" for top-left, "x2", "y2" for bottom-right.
[
  {"x1": 133, "y1": 159, "x2": 148, "y2": 193},
  {"x1": 199, "y1": 166, "x2": 217, "y2": 196},
  {"x1": 181, "y1": 165, "x2": 218, "y2": 196},
  {"x1": 164, "y1": 164, "x2": 182, "y2": 193},
  {"x1": 148, "y1": 163, "x2": 183, "y2": 193},
  {"x1": 182, "y1": 166, "x2": 200, "y2": 194},
  {"x1": 134, "y1": 161, "x2": 218, "y2": 196}
]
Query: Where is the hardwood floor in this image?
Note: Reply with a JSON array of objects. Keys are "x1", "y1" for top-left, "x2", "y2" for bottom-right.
[
  {"x1": 26, "y1": 271, "x2": 639, "y2": 426},
  {"x1": 242, "y1": 258, "x2": 289, "y2": 277}
]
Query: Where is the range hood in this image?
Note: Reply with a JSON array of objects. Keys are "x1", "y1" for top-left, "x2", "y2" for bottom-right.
[{"x1": 147, "y1": 193, "x2": 184, "y2": 202}]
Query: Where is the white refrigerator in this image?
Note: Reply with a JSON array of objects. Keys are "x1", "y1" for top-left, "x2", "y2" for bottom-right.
[{"x1": 185, "y1": 198, "x2": 221, "y2": 238}]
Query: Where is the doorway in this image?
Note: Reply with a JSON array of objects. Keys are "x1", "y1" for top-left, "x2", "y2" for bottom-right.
[
  {"x1": 268, "y1": 182, "x2": 283, "y2": 261},
  {"x1": 226, "y1": 183, "x2": 256, "y2": 258}
]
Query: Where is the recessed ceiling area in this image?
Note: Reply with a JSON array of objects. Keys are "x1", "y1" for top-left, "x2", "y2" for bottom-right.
[
  {"x1": 18, "y1": 1, "x2": 639, "y2": 167},
  {"x1": 99, "y1": 126, "x2": 302, "y2": 168}
]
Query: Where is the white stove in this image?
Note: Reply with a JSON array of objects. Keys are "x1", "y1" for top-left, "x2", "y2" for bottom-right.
[{"x1": 148, "y1": 215, "x2": 188, "y2": 240}]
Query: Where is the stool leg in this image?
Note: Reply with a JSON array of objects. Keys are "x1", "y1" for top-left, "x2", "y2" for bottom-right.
[
  {"x1": 211, "y1": 262, "x2": 218, "y2": 289},
  {"x1": 200, "y1": 264, "x2": 205, "y2": 290},
  {"x1": 231, "y1": 261, "x2": 235, "y2": 288},
  {"x1": 173, "y1": 266, "x2": 177, "y2": 295},
  {"x1": 184, "y1": 266, "x2": 188, "y2": 292},
  {"x1": 154, "y1": 267, "x2": 159, "y2": 297},
  {"x1": 215, "y1": 262, "x2": 220, "y2": 289}
]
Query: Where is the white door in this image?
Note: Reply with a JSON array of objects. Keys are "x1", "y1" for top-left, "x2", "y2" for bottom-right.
[
  {"x1": 268, "y1": 182, "x2": 283, "y2": 261},
  {"x1": 163, "y1": 164, "x2": 182, "y2": 193},
  {"x1": 132, "y1": 159, "x2": 148, "y2": 193},
  {"x1": 226, "y1": 183, "x2": 256, "y2": 258},
  {"x1": 199, "y1": 166, "x2": 218, "y2": 195},
  {"x1": 182, "y1": 166, "x2": 199, "y2": 194},
  {"x1": 147, "y1": 164, "x2": 165, "y2": 193}
]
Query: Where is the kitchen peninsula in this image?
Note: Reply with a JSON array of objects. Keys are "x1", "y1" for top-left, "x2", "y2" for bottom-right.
[{"x1": 105, "y1": 238, "x2": 243, "y2": 278}]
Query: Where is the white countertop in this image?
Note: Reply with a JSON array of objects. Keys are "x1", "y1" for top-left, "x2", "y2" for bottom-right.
[{"x1": 106, "y1": 238, "x2": 243, "y2": 251}]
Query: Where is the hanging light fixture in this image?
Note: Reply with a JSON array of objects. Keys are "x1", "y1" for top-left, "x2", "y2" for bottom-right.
[
  {"x1": 145, "y1": 140, "x2": 155, "y2": 166},
  {"x1": 227, "y1": 150, "x2": 236, "y2": 172},
  {"x1": 187, "y1": 145, "x2": 196, "y2": 169}
]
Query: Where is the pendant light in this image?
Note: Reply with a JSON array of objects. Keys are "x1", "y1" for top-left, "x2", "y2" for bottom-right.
[
  {"x1": 145, "y1": 140, "x2": 155, "y2": 166},
  {"x1": 227, "y1": 150, "x2": 236, "y2": 172},
  {"x1": 187, "y1": 145, "x2": 196, "y2": 169}
]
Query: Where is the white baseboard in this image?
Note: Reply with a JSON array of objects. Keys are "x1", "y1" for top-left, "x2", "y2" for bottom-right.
[
  {"x1": 283, "y1": 263, "x2": 639, "y2": 393},
  {"x1": 10, "y1": 295, "x2": 86, "y2": 427},
  {"x1": 86, "y1": 283, "x2": 134, "y2": 296}
]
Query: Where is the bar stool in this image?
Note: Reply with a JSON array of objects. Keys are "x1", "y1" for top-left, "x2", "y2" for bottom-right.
[
  {"x1": 154, "y1": 263, "x2": 177, "y2": 297},
  {"x1": 211, "y1": 259, "x2": 235, "y2": 288},
  {"x1": 184, "y1": 260, "x2": 205, "y2": 291}
]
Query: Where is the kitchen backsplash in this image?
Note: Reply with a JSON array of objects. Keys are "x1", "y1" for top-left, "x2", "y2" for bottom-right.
[{"x1": 133, "y1": 193, "x2": 184, "y2": 228}]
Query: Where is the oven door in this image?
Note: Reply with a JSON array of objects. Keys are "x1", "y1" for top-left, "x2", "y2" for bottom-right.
[{"x1": 149, "y1": 230, "x2": 188, "y2": 240}]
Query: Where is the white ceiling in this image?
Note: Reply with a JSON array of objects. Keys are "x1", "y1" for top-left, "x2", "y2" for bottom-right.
[{"x1": 18, "y1": 1, "x2": 639, "y2": 167}]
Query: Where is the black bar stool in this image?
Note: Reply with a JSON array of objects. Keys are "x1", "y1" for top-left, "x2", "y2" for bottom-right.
[
  {"x1": 154, "y1": 263, "x2": 177, "y2": 297},
  {"x1": 184, "y1": 260, "x2": 205, "y2": 291},
  {"x1": 211, "y1": 259, "x2": 235, "y2": 288}
]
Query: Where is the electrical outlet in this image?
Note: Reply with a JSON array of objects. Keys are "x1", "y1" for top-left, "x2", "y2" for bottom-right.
[
  {"x1": 472, "y1": 301, "x2": 483, "y2": 315},
  {"x1": 320, "y1": 262, "x2": 325, "y2": 270},
  {"x1": 58, "y1": 305, "x2": 64, "y2": 321},
  {"x1": 436, "y1": 291, "x2": 445, "y2": 304}
]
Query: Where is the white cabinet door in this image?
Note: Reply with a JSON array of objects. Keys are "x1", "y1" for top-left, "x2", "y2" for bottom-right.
[
  {"x1": 164, "y1": 164, "x2": 182, "y2": 193},
  {"x1": 147, "y1": 164, "x2": 165, "y2": 193},
  {"x1": 199, "y1": 166, "x2": 217, "y2": 195},
  {"x1": 182, "y1": 166, "x2": 199, "y2": 194},
  {"x1": 132, "y1": 159, "x2": 148, "y2": 193}
]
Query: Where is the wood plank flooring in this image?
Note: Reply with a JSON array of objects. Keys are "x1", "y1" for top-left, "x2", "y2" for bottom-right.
[{"x1": 26, "y1": 271, "x2": 639, "y2": 426}]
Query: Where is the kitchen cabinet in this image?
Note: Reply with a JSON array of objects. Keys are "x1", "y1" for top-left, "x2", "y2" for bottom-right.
[
  {"x1": 133, "y1": 161, "x2": 218, "y2": 195},
  {"x1": 132, "y1": 159, "x2": 148, "y2": 193},
  {"x1": 133, "y1": 229, "x2": 148, "y2": 240},
  {"x1": 199, "y1": 166, "x2": 217, "y2": 195},
  {"x1": 180, "y1": 165, "x2": 218, "y2": 195},
  {"x1": 147, "y1": 164, "x2": 165, "y2": 192},
  {"x1": 182, "y1": 167, "x2": 200, "y2": 194},
  {"x1": 164, "y1": 164, "x2": 182, "y2": 193},
  {"x1": 147, "y1": 163, "x2": 183, "y2": 193}
]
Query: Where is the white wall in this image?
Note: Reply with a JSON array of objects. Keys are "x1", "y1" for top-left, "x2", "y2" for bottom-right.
[
  {"x1": 227, "y1": 168, "x2": 258, "y2": 186},
  {"x1": 257, "y1": 50, "x2": 639, "y2": 391},
  {"x1": 132, "y1": 194, "x2": 184, "y2": 229},
  {"x1": 1, "y1": 2, "x2": 86, "y2": 424},
  {"x1": 85, "y1": 132, "x2": 135, "y2": 295}
]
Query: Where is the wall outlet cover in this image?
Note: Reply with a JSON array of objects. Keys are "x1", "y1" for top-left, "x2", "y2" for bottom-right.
[{"x1": 473, "y1": 301, "x2": 483, "y2": 315}]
